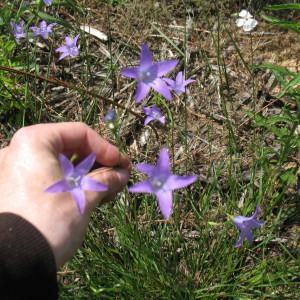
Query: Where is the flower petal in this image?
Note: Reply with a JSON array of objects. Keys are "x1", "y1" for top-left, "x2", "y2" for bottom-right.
[
  {"x1": 184, "y1": 79, "x2": 196, "y2": 86},
  {"x1": 243, "y1": 228, "x2": 254, "y2": 244},
  {"x1": 252, "y1": 206, "x2": 261, "y2": 219},
  {"x1": 239, "y1": 9, "x2": 251, "y2": 18},
  {"x1": 30, "y1": 26, "x2": 39, "y2": 34},
  {"x1": 150, "y1": 78, "x2": 172, "y2": 101},
  {"x1": 156, "y1": 59, "x2": 178, "y2": 76},
  {"x1": 157, "y1": 148, "x2": 171, "y2": 173},
  {"x1": 163, "y1": 78, "x2": 175, "y2": 87},
  {"x1": 65, "y1": 36, "x2": 73, "y2": 46},
  {"x1": 58, "y1": 154, "x2": 74, "y2": 176},
  {"x1": 156, "y1": 189, "x2": 173, "y2": 219},
  {"x1": 233, "y1": 216, "x2": 249, "y2": 226},
  {"x1": 159, "y1": 116, "x2": 166, "y2": 124},
  {"x1": 144, "y1": 116, "x2": 154, "y2": 125},
  {"x1": 243, "y1": 19, "x2": 257, "y2": 32},
  {"x1": 56, "y1": 45, "x2": 68, "y2": 53},
  {"x1": 236, "y1": 18, "x2": 245, "y2": 27},
  {"x1": 128, "y1": 180, "x2": 153, "y2": 193},
  {"x1": 75, "y1": 153, "x2": 96, "y2": 175},
  {"x1": 121, "y1": 67, "x2": 139, "y2": 79},
  {"x1": 234, "y1": 230, "x2": 246, "y2": 248},
  {"x1": 135, "y1": 82, "x2": 151, "y2": 103},
  {"x1": 73, "y1": 34, "x2": 80, "y2": 45},
  {"x1": 247, "y1": 219, "x2": 264, "y2": 229},
  {"x1": 140, "y1": 43, "x2": 153, "y2": 68},
  {"x1": 176, "y1": 71, "x2": 183, "y2": 84},
  {"x1": 166, "y1": 175, "x2": 198, "y2": 190},
  {"x1": 45, "y1": 179, "x2": 70, "y2": 193},
  {"x1": 70, "y1": 188, "x2": 86, "y2": 215},
  {"x1": 58, "y1": 52, "x2": 70, "y2": 61},
  {"x1": 135, "y1": 163, "x2": 155, "y2": 176},
  {"x1": 143, "y1": 106, "x2": 151, "y2": 114},
  {"x1": 81, "y1": 176, "x2": 108, "y2": 192}
]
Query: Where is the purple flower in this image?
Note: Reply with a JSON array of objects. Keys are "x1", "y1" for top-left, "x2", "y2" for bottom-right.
[
  {"x1": 55, "y1": 34, "x2": 80, "y2": 61},
  {"x1": 30, "y1": 20, "x2": 56, "y2": 39},
  {"x1": 45, "y1": 153, "x2": 108, "y2": 215},
  {"x1": 10, "y1": 20, "x2": 26, "y2": 43},
  {"x1": 128, "y1": 148, "x2": 197, "y2": 219},
  {"x1": 43, "y1": 0, "x2": 53, "y2": 5},
  {"x1": 121, "y1": 43, "x2": 178, "y2": 103},
  {"x1": 233, "y1": 206, "x2": 264, "y2": 247},
  {"x1": 143, "y1": 105, "x2": 165, "y2": 126},
  {"x1": 163, "y1": 71, "x2": 195, "y2": 95},
  {"x1": 104, "y1": 108, "x2": 117, "y2": 123}
]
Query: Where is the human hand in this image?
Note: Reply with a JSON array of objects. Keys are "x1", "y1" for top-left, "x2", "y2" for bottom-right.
[{"x1": 0, "y1": 122, "x2": 130, "y2": 268}]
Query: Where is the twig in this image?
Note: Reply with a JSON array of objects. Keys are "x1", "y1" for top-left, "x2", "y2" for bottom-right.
[{"x1": 0, "y1": 65, "x2": 160, "y2": 140}]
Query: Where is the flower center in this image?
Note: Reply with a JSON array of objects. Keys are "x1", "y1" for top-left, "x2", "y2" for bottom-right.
[
  {"x1": 152, "y1": 111, "x2": 160, "y2": 119},
  {"x1": 150, "y1": 174, "x2": 167, "y2": 190},
  {"x1": 16, "y1": 27, "x2": 23, "y2": 34},
  {"x1": 66, "y1": 175, "x2": 82, "y2": 188},
  {"x1": 140, "y1": 70, "x2": 151, "y2": 81},
  {"x1": 69, "y1": 46, "x2": 78, "y2": 56},
  {"x1": 151, "y1": 178, "x2": 163, "y2": 189}
]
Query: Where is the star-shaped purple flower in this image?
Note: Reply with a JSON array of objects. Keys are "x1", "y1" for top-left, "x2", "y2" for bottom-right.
[
  {"x1": 43, "y1": 0, "x2": 53, "y2": 5},
  {"x1": 10, "y1": 20, "x2": 26, "y2": 43},
  {"x1": 121, "y1": 43, "x2": 178, "y2": 103},
  {"x1": 55, "y1": 34, "x2": 80, "y2": 61},
  {"x1": 128, "y1": 148, "x2": 197, "y2": 219},
  {"x1": 30, "y1": 20, "x2": 56, "y2": 39},
  {"x1": 45, "y1": 153, "x2": 108, "y2": 215},
  {"x1": 143, "y1": 105, "x2": 165, "y2": 126},
  {"x1": 163, "y1": 71, "x2": 195, "y2": 95},
  {"x1": 233, "y1": 206, "x2": 264, "y2": 247}
]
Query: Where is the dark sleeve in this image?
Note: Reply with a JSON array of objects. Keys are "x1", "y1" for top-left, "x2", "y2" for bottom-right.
[{"x1": 0, "y1": 213, "x2": 58, "y2": 300}]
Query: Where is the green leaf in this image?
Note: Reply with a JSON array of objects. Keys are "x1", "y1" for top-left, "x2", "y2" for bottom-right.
[
  {"x1": 279, "y1": 73, "x2": 300, "y2": 97},
  {"x1": 265, "y1": 4, "x2": 300, "y2": 11},
  {"x1": 280, "y1": 170, "x2": 297, "y2": 185},
  {"x1": 36, "y1": 12, "x2": 73, "y2": 29},
  {"x1": 261, "y1": 14, "x2": 300, "y2": 34},
  {"x1": 253, "y1": 63, "x2": 294, "y2": 87}
]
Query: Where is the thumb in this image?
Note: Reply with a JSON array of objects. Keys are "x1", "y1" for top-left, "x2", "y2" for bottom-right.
[{"x1": 85, "y1": 167, "x2": 130, "y2": 211}]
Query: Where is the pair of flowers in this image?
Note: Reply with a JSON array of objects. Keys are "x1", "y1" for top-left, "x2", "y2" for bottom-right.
[
  {"x1": 121, "y1": 44, "x2": 195, "y2": 103},
  {"x1": 10, "y1": 20, "x2": 56, "y2": 43},
  {"x1": 11, "y1": 19, "x2": 80, "y2": 61},
  {"x1": 104, "y1": 105, "x2": 165, "y2": 127},
  {"x1": 46, "y1": 149, "x2": 264, "y2": 247}
]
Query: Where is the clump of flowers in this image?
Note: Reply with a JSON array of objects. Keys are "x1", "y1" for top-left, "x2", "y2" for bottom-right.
[
  {"x1": 10, "y1": 20, "x2": 26, "y2": 43},
  {"x1": 56, "y1": 34, "x2": 80, "y2": 60},
  {"x1": 30, "y1": 20, "x2": 56, "y2": 39},
  {"x1": 128, "y1": 148, "x2": 197, "y2": 219},
  {"x1": 143, "y1": 105, "x2": 165, "y2": 126},
  {"x1": 45, "y1": 153, "x2": 108, "y2": 215},
  {"x1": 121, "y1": 43, "x2": 178, "y2": 103},
  {"x1": 236, "y1": 9, "x2": 258, "y2": 32},
  {"x1": 233, "y1": 206, "x2": 264, "y2": 247},
  {"x1": 163, "y1": 71, "x2": 195, "y2": 95}
]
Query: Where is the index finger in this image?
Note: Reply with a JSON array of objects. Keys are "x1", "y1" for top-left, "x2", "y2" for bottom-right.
[{"x1": 11, "y1": 122, "x2": 130, "y2": 168}]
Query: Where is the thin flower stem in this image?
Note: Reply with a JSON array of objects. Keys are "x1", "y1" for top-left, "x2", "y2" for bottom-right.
[{"x1": 183, "y1": 1, "x2": 188, "y2": 174}]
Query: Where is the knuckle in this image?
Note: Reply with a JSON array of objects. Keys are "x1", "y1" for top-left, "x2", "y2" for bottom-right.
[{"x1": 11, "y1": 127, "x2": 31, "y2": 144}]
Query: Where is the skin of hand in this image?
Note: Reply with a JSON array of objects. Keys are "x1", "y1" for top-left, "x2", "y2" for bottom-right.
[{"x1": 0, "y1": 122, "x2": 130, "y2": 268}]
